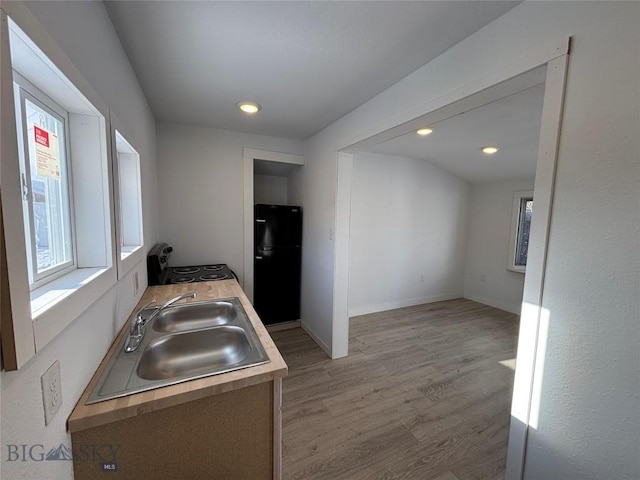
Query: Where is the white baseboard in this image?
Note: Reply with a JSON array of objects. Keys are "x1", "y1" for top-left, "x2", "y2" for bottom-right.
[
  {"x1": 348, "y1": 292, "x2": 462, "y2": 318},
  {"x1": 300, "y1": 321, "x2": 331, "y2": 357},
  {"x1": 463, "y1": 292, "x2": 521, "y2": 315}
]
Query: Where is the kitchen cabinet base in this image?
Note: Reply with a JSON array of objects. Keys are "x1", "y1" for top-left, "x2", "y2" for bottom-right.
[{"x1": 71, "y1": 381, "x2": 275, "y2": 480}]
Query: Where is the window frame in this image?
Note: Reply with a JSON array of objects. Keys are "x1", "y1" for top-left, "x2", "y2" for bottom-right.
[
  {"x1": 13, "y1": 73, "x2": 78, "y2": 289},
  {"x1": 507, "y1": 190, "x2": 534, "y2": 273},
  {"x1": 1, "y1": 8, "x2": 118, "y2": 369},
  {"x1": 111, "y1": 119, "x2": 144, "y2": 278}
]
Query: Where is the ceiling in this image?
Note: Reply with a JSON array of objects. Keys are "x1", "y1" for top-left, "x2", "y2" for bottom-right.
[
  {"x1": 104, "y1": 1, "x2": 520, "y2": 140},
  {"x1": 365, "y1": 83, "x2": 545, "y2": 184}
]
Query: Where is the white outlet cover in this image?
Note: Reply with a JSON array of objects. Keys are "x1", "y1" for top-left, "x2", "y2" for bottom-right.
[{"x1": 41, "y1": 360, "x2": 62, "y2": 426}]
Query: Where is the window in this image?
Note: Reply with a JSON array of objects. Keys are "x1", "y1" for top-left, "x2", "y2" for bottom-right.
[
  {"x1": 2, "y1": 14, "x2": 116, "y2": 367},
  {"x1": 514, "y1": 197, "x2": 533, "y2": 266},
  {"x1": 113, "y1": 127, "x2": 144, "y2": 277},
  {"x1": 14, "y1": 78, "x2": 75, "y2": 287},
  {"x1": 508, "y1": 190, "x2": 534, "y2": 273}
]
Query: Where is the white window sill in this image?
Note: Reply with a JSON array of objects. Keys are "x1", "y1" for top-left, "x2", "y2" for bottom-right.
[
  {"x1": 118, "y1": 244, "x2": 144, "y2": 279},
  {"x1": 30, "y1": 266, "x2": 117, "y2": 351},
  {"x1": 120, "y1": 245, "x2": 142, "y2": 261},
  {"x1": 507, "y1": 266, "x2": 526, "y2": 274},
  {"x1": 32, "y1": 267, "x2": 107, "y2": 315}
]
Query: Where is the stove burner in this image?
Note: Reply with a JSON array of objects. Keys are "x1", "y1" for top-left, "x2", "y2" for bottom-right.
[
  {"x1": 173, "y1": 266, "x2": 200, "y2": 275},
  {"x1": 203, "y1": 265, "x2": 224, "y2": 271},
  {"x1": 170, "y1": 277, "x2": 195, "y2": 284},
  {"x1": 199, "y1": 273, "x2": 230, "y2": 281}
]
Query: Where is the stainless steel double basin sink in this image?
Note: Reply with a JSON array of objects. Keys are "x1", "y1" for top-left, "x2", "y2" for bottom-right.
[{"x1": 87, "y1": 297, "x2": 269, "y2": 404}]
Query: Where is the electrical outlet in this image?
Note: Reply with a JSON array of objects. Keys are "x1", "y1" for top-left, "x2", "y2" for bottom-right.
[
  {"x1": 133, "y1": 271, "x2": 139, "y2": 296},
  {"x1": 481, "y1": 274, "x2": 487, "y2": 283},
  {"x1": 41, "y1": 360, "x2": 62, "y2": 426},
  {"x1": 420, "y1": 274, "x2": 425, "y2": 283}
]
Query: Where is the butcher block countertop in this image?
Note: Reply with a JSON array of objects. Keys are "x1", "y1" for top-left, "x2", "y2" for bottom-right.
[{"x1": 68, "y1": 280, "x2": 288, "y2": 433}]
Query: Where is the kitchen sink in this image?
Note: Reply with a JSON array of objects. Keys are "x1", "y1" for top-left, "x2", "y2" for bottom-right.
[
  {"x1": 86, "y1": 297, "x2": 269, "y2": 404},
  {"x1": 152, "y1": 300, "x2": 237, "y2": 332},
  {"x1": 137, "y1": 326, "x2": 252, "y2": 380}
]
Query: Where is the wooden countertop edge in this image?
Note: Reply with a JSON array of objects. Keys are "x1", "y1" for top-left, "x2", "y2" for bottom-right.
[{"x1": 68, "y1": 280, "x2": 288, "y2": 433}]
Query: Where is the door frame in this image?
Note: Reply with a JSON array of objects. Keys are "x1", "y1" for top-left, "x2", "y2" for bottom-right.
[
  {"x1": 242, "y1": 148, "x2": 304, "y2": 303},
  {"x1": 332, "y1": 40, "x2": 570, "y2": 479}
]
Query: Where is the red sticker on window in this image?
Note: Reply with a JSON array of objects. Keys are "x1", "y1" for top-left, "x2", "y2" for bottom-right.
[{"x1": 34, "y1": 126, "x2": 49, "y2": 147}]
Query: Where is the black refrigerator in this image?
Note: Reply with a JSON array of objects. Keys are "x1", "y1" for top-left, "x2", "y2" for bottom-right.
[{"x1": 254, "y1": 204, "x2": 302, "y2": 325}]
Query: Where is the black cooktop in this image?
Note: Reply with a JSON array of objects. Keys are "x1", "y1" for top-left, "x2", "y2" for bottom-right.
[
  {"x1": 166, "y1": 264, "x2": 234, "y2": 284},
  {"x1": 147, "y1": 243, "x2": 236, "y2": 285}
]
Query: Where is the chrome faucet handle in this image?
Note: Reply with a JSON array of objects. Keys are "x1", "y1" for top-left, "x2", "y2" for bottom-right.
[
  {"x1": 125, "y1": 299, "x2": 159, "y2": 353},
  {"x1": 137, "y1": 299, "x2": 158, "y2": 319},
  {"x1": 160, "y1": 292, "x2": 197, "y2": 311},
  {"x1": 124, "y1": 294, "x2": 196, "y2": 353},
  {"x1": 130, "y1": 299, "x2": 157, "y2": 335}
]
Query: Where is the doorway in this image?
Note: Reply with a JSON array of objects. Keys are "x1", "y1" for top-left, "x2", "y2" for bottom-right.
[
  {"x1": 333, "y1": 47, "x2": 569, "y2": 478},
  {"x1": 242, "y1": 148, "x2": 303, "y2": 303}
]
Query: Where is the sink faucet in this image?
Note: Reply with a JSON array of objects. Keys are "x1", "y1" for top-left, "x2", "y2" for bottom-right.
[
  {"x1": 160, "y1": 292, "x2": 197, "y2": 311},
  {"x1": 124, "y1": 292, "x2": 197, "y2": 352},
  {"x1": 125, "y1": 299, "x2": 158, "y2": 352}
]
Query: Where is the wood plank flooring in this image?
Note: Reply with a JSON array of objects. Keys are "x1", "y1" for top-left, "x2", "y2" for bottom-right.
[{"x1": 270, "y1": 298, "x2": 519, "y2": 480}]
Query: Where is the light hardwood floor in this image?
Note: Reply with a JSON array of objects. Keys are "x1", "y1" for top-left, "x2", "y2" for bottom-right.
[{"x1": 270, "y1": 298, "x2": 519, "y2": 480}]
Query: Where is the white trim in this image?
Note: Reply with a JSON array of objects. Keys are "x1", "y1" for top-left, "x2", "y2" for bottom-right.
[
  {"x1": 349, "y1": 293, "x2": 462, "y2": 318},
  {"x1": 242, "y1": 148, "x2": 304, "y2": 303},
  {"x1": 1, "y1": 3, "x2": 109, "y2": 118},
  {"x1": 300, "y1": 321, "x2": 331, "y2": 358},
  {"x1": 505, "y1": 53, "x2": 569, "y2": 480},
  {"x1": 118, "y1": 244, "x2": 142, "y2": 279},
  {"x1": 331, "y1": 152, "x2": 353, "y2": 359},
  {"x1": 68, "y1": 112, "x2": 112, "y2": 268},
  {"x1": 1, "y1": 10, "x2": 35, "y2": 368},
  {"x1": 242, "y1": 156, "x2": 254, "y2": 299},
  {"x1": 14, "y1": 76, "x2": 77, "y2": 288},
  {"x1": 1, "y1": 5, "x2": 115, "y2": 369},
  {"x1": 119, "y1": 245, "x2": 143, "y2": 277},
  {"x1": 31, "y1": 266, "x2": 116, "y2": 349},
  {"x1": 242, "y1": 148, "x2": 303, "y2": 166},
  {"x1": 110, "y1": 112, "x2": 144, "y2": 279},
  {"x1": 339, "y1": 38, "x2": 569, "y2": 152}
]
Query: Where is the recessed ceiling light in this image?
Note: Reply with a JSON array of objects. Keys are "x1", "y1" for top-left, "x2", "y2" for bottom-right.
[
  {"x1": 237, "y1": 102, "x2": 261, "y2": 114},
  {"x1": 482, "y1": 146, "x2": 499, "y2": 155},
  {"x1": 416, "y1": 128, "x2": 433, "y2": 136}
]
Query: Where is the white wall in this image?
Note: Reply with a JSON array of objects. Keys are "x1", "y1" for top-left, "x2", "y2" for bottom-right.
[
  {"x1": 464, "y1": 179, "x2": 534, "y2": 314},
  {"x1": 287, "y1": 140, "x2": 336, "y2": 351},
  {"x1": 349, "y1": 152, "x2": 469, "y2": 316},
  {"x1": 1, "y1": 2, "x2": 158, "y2": 479},
  {"x1": 254, "y1": 174, "x2": 288, "y2": 205},
  {"x1": 292, "y1": 2, "x2": 639, "y2": 478},
  {"x1": 156, "y1": 122, "x2": 303, "y2": 282}
]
